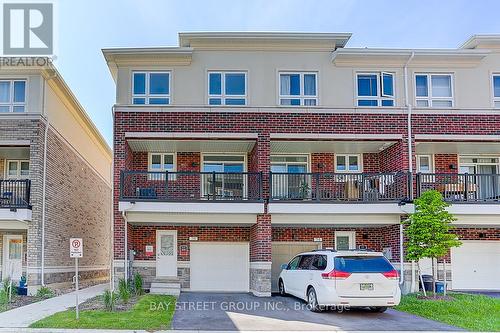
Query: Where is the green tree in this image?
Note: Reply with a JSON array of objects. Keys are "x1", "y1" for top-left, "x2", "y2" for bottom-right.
[{"x1": 402, "y1": 190, "x2": 461, "y2": 296}]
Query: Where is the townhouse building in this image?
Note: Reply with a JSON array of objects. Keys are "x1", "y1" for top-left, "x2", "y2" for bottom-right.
[
  {"x1": 105, "y1": 33, "x2": 500, "y2": 296},
  {"x1": 0, "y1": 61, "x2": 112, "y2": 293}
]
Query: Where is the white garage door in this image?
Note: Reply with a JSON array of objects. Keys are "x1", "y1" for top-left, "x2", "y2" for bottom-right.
[
  {"x1": 190, "y1": 242, "x2": 249, "y2": 292},
  {"x1": 451, "y1": 241, "x2": 500, "y2": 290}
]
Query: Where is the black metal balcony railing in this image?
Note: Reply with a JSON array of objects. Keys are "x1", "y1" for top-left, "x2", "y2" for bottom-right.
[
  {"x1": 270, "y1": 172, "x2": 410, "y2": 202},
  {"x1": 120, "y1": 171, "x2": 263, "y2": 202},
  {"x1": 0, "y1": 179, "x2": 31, "y2": 208},
  {"x1": 417, "y1": 173, "x2": 500, "y2": 203}
]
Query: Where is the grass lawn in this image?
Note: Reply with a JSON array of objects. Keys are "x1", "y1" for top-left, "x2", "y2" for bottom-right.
[
  {"x1": 30, "y1": 294, "x2": 176, "y2": 330},
  {"x1": 395, "y1": 292, "x2": 500, "y2": 331}
]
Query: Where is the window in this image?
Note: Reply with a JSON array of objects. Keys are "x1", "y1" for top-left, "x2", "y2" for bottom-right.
[
  {"x1": 287, "y1": 256, "x2": 301, "y2": 270},
  {"x1": 335, "y1": 154, "x2": 361, "y2": 173},
  {"x1": 415, "y1": 74, "x2": 453, "y2": 108},
  {"x1": 6, "y1": 160, "x2": 29, "y2": 179},
  {"x1": 270, "y1": 155, "x2": 309, "y2": 173},
  {"x1": 0, "y1": 80, "x2": 26, "y2": 113},
  {"x1": 493, "y1": 75, "x2": 500, "y2": 108},
  {"x1": 335, "y1": 231, "x2": 355, "y2": 250},
  {"x1": 334, "y1": 256, "x2": 394, "y2": 273},
  {"x1": 202, "y1": 155, "x2": 246, "y2": 199},
  {"x1": 311, "y1": 255, "x2": 327, "y2": 270},
  {"x1": 202, "y1": 155, "x2": 245, "y2": 172},
  {"x1": 356, "y1": 72, "x2": 394, "y2": 106},
  {"x1": 298, "y1": 255, "x2": 314, "y2": 270},
  {"x1": 148, "y1": 153, "x2": 175, "y2": 180},
  {"x1": 279, "y1": 72, "x2": 317, "y2": 106},
  {"x1": 208, "y1": 72, "x2": 246, "y2": 105},
  {"x1": 132, "y1": 72, "x2": 170, "y2": 105},
  {"x1": 417, "y1": 155, "x2": 433, "y2": 173}
]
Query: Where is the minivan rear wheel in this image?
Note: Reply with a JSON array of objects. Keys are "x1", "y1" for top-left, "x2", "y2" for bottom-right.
[
  {"x1": 307, "y1": 287, "x2": 322, "y2": 312},
  {"x1": 369, "y1": 306, "x2": 388, "y2": 313},
  {"x1": 278, "y1": 279, "x2": 286, "y2": 296}
]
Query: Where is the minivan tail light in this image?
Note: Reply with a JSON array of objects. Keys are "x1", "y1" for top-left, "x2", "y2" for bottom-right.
[
  {"x1": 382, "y1": 269, "x2": 399, "y2": 280},
  {"x1": 321, "y1": 269, "x2": 351, "y2": 280}
]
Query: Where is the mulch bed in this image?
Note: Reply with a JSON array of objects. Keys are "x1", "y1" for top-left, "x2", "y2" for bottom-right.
[
  {"x1": 76, "y1": 294, "x2": 140, "y2": 312},
  {"x1": 0, "y1": 295, "x2": 48, "y2": 312}
]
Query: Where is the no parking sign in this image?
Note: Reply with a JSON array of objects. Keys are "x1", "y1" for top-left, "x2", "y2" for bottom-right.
[{"x1": 70, "y1": 238, "x2": 83, "y2": 258}]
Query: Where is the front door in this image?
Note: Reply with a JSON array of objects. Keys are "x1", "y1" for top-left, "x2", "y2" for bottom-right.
[
  {"x1": 335, "y1": 231, "x2": 356, "y2": 250},
  {"x1": 156, "y1": 230, "x2": 177, "y2": 277},
  {"x1": 2, "y1": 235, "x2": 23, "y2": 281}
]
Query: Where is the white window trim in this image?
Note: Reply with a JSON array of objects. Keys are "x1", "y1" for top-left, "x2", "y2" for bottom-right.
[
  {"x1": 414, "y1": 73, "x2": 454, "y2": 108},
  {"x1": 355, "y1": 72, "x2": 395, "y2": 107},
  {"x1": 492, "y1": 74, "x2": 500, "y2": 108},
  {"x1": 207, "y1": 71, "x2": 247, "y2": 106},
  {"x1": 0, "y1": 79, "x2": 27, "y2": 113},
  {"x1": 416, "y1": 154, "x2": 434, "y2": 174},
  {"x1": 334, "y1": 154, "x2": 362, "y2": 173},
  {"x1": 201, "y1": 153, "x2": 248, "y2": 172},
  {"x1": 148, "y1": 153, "x2": 176, "y2": 172},
  {"x1": 334, "y1": 231, "x2": 356, "y2": 250},
  {"x1": 459, "y1": 155, "x2": 500, "y2": 169},
  {"x1": 270, "y1": 154, "x2": 311, "y2": 173},
  {"x1": 278, "y1": 71, "x2": 318, "y2": 106},
  {"x1": 132, "y1": 71, "x2": 171, "y2": 105},
  {"x1": 5, "y1": 159, "x2": 29, "y2": 179}
]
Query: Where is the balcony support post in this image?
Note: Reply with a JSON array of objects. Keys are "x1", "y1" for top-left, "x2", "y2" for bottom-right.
[
  {"x1": 464, "y1": 173, "x2": 468, "y2": 202},
  {"x1": 315, "y1": 173, "x2": 320, "y2": 201},
  {"x1": 212, "y1": 171, "x2": 216, "y2": 200}
]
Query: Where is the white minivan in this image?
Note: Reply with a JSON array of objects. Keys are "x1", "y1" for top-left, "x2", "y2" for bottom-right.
[{"x1": 278, "y1": 250, "x2": 401, "y2": 312}]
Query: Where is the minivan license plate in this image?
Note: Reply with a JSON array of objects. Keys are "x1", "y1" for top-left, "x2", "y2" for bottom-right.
[{"x1": 360, "y1": 283, "x2": 374, "y2": 291}]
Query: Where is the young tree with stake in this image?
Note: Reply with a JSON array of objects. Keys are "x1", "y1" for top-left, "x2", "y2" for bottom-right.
[{"x1": 402, "y1": 190, "x2": 461, "y2": 297}]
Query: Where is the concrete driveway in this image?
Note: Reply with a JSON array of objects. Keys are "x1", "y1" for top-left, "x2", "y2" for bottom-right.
[{"x1": 172, "y1": 292, "x2": 462, "y2": 331}]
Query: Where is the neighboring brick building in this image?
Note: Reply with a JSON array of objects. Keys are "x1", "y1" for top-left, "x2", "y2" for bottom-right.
[
  {"x1": 0, "y1": 62, "x2": 112, "y2": 293},
  {"x1": 104, "y1": 32, "x2": 500, "y2": 296}
]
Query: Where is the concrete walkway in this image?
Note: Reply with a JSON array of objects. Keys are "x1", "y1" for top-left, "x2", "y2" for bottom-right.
[{"x1": 0, "y1": 283, "x2": 107, "y2": 328}]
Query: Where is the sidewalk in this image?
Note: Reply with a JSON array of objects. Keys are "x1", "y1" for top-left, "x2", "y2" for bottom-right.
[{"x1": 0, "y1": 283, "x2": 108, "y2": 328}]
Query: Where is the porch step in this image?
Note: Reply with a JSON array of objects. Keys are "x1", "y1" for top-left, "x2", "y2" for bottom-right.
[{"x1": 150, "y1": 277, "x2": 181, "y2": 296}]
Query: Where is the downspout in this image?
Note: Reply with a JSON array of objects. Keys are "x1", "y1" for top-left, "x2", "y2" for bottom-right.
[
  {"x1": 401, "y1": 52, "x2": 415, "y2": 288},
  {"x1": 110, "y1": 162, "x2": 114, "y2": 291},
  {"x1": 121, "y1": 202, "x2": 134, "y2": 283},
  {"x1": 40, "y1": 76, "x2": 50, "y2": 286}
]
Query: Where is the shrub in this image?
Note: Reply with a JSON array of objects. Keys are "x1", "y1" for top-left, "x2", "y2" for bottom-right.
[
  {"x1": 103, "y1": 289, "x2": 117, "y2": 311},
  {"x1": 118, "y1": 278, "x2": 130, "y2": 303},
  {"x1": 133, "y1": 273, "x2": 144, "y2": 296},
  {"x1": 36, "y1": 286, "x2": 55, "y2": 299},
  {"x1": 0, "y1": 290, "x2": 8, "y2": 310}
]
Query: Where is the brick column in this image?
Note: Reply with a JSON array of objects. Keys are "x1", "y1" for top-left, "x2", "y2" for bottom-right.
[{"x1": 249, "y1": 134, "x2": 271, "y2": 296}]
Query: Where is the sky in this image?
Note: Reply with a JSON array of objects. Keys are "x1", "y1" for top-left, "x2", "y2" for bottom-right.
[{"x1": 54, "y1": 0, "x2": 500, "y2": 147}]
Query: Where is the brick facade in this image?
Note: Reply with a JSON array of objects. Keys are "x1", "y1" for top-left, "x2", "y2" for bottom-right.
[{"x1": 1, "y1": 117, "x2": 111, "y2": 289}]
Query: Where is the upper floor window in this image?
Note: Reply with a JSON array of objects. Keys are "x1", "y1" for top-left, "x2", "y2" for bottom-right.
[
  {"x1": 335, "y1": 154, "x2": 361, "y2": 173},
  {"x1": 208, "y1": 72, "x2": 246, "y2": 105},
  {"x1": 356, "y1": 72, "x2": 394, "y2": 107},
  {"x1": 416, "y1": 155, "x2": 433, "y2": 173},
  {"x1": 279, "y1": 72, "x2": 317, "y2": 106},
  {"x1": 0, "y1": 80, "x2": 26, "y2": 113},
  {"x1": 148, "y1": 153, "x2": 175, "y2": 172},
  {"x1": 132, "y1": 72, "x2": 170, "y2": 105},
  {"x1": 493, "y1": 74, "x2": 500, "y2": 108},
  {"x1": 415, "y1": 74, "x2": 453, "y2": 108},
  {"x1": 6, "y1": 160, "x2": 29, "y2": 179}
]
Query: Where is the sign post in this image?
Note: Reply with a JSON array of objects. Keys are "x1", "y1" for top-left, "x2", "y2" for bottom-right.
[{"x1": 70, "y1": 238, "x2": 83, "y2": 320}]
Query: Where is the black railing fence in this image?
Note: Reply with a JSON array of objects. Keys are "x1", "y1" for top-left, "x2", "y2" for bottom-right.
[
  {"x1": 270, "y1": 172, "x2": 410, "y2": 202},
  {"x1": 120, "y1": 171, "x2": 263, "y2": 201},
  {"x1": 0, "y1": 179, "x2": 31, "y2": 208}
]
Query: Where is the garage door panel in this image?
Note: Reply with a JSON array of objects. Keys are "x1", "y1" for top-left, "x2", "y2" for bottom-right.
[
  {"x1": 190, "y1": 243, "x2": 249, "y2": 292},
  {"x1": 271, "y1": 242, "x2": 321, "y2": 292},
  {"x1": 451, "y1": 241, "x2": 500, "y2": 290}
]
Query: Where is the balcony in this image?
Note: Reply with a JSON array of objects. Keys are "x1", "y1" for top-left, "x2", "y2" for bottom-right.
[
  {"x1": 270, "y1": 172, "x2": 410, "y2": 202},
  {"x1": 416, "y1": 173, "x2": 500, "y2": 203},
  {"x1": 0, "y1": 179, "x2": 31, "y2": 209},
  {"x1": 120, "y1": 171, "x2": 263, "y2": 202}
]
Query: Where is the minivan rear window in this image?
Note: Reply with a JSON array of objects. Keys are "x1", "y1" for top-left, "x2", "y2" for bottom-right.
[{"x1": 334, "y1": 256, "x2": 393, "y2": 273}]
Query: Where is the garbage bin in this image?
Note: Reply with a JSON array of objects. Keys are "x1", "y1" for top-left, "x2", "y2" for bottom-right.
[
  {"x1": 419, "y1": 274, "x2": 434, "y2": 292},
  {"x1": 435, "y1": 281, "x2": 445, "y2": 293}
]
